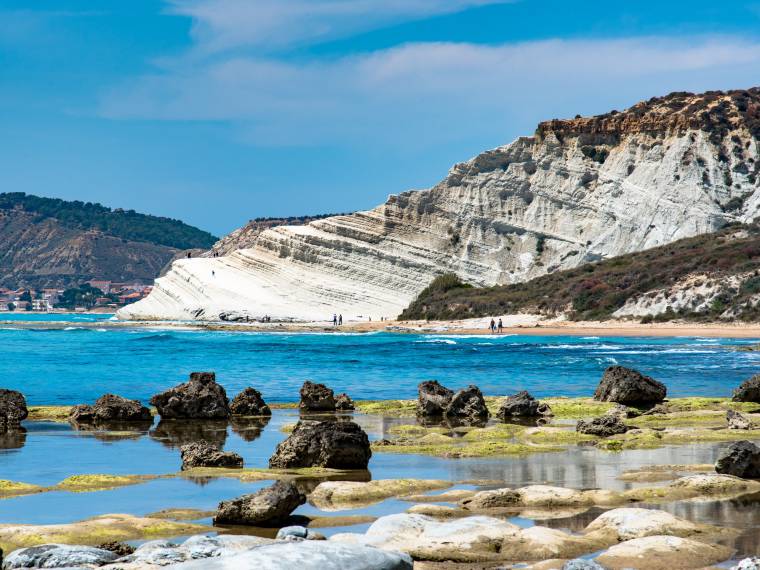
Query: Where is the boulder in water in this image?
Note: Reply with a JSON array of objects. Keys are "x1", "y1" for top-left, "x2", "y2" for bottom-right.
[
  {"x1": 576, "y1": 415, "x2": 629, "y2": 437},
  {"x1": 445, "y1": 385, "x2": 489, "y2": 422},
  {"x1": 335, "y1": 393, "x2": 355, "y2": 411},
  {"x1": 213, "y1": 481, "x2": 305, "y2": 526},
  {"x1": 497, "y1": 391, "x2": 551, "y2": 419},
  {"x1": 180, "y1": 441, "x2": 244, "y2": 470},
  {"x1": 0, "y1": 389, "x2": 27, "y2": 431},
  {"x1": 299, "y1": 381, "x2": 336, "y2": 412},
  {"x1": 269, "y1": 420, "x2": 371, "y2": 469},
  {"x1": 593, "y1": 366, "x2": 666, "y2": 406},
  {"x1": 69, "y1": 394, "x2": 151, "y2": 423},
  {"x1": 733, "y1": 374, "x2": 760, "y2": 402},
  {"x1": 715, "y1": 441, "x2": 760, "y2": 478},
  {"x1": 150, "y1": 372, "x2": 231, "y2": 419},
  {"x1": 728, "y1": 409, "x2": 753, "y2": 430},
  {"x1": 416, "y1": 380, "x2": 453, "y2": 417},
  {"x1": 230, "y1": 387, "x2": 271, "y2": 416}
]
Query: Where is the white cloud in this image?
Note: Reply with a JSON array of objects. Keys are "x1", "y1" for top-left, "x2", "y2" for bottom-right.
[
  {"x1": 100, "y1": 35, "x2": 760, "y2": 148},
  {"x1": 166, "y1": 0, "x2": 510, "y2": 52}
]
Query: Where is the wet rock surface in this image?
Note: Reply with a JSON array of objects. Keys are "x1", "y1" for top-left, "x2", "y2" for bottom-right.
[
  {"x1": 213, "y1": 481, "x2": 306, "y2": 526},
  {"x1": 299, "y1": 381, "x2": 335, "y2": 412},
  {"x1": 69, "y1": 394, "x2": 151, "y2": 424},
  {"x1": 150, "y1": 372, "x2": 231, "y2": 419},
  {"x1": 593, "y1": 366, "x2": 667, "y2": 405},
  {"x1": 3, "y1": 544, "x2": 118, "y2": 568},
  {"x1": 716, "y1": 440, "x2": 760, "y2": 478},
  {"x1": 0, "y1": 389, "x2": 27, "y2": 431},
  {"x1": 415, "y1": 381, "x2": 453, "y2": 417},
  {"x1": 269, "y1": 420, "x2": 371, "y2": 469},
  {"x1": 497, "y1": 391, "x2": 551, "y2": 419},
  {"x1": 576, "y1": 415, "x2": 629, "y2": 437},
  {"x1": 445, "y1": 385, "x2": 489, "y2": 422},
  {"x1": 180, "y1": 441, "x2": 243, "y2": 470},
  {"x1": 335, "y1": 393, "x2": 355, "y2": 411},
  {"x1": 734, "y1": 374, "x2": 760, "y2": 402},
  {"x1": 728, "y1": 409, "x2": 753, "y2": 430},
  {"x1": 230, "y1": 388, "x2": 271, "y2": 416}
]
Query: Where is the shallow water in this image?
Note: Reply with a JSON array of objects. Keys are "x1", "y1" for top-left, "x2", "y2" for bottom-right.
[{"x1": 1, "y1": 321, "x2": 759, "y2": 404}]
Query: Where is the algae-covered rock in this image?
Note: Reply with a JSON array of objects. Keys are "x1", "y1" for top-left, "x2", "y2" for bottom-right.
[
  {"x1": 3, "y1": 544, "x2": 118, "y2": 568},
  {"x1": 150, "y1": 372, "x2": 230, "y2": 419},
  {"x1": 230, "y1": 387, "x2": 271, "y2": 416},
  {"x1": 728, "y1": 409, "x2": 754, "y2": 430},
  {"x1": 269, "y1": 420, "x2": 371, "y2": 469},
  {"x1": 595, "y1": 535, "x2": 732, "y2": 570},
  {"x1": 576, "y1": 415, "x2": 628, "y2": 437},
  {"x1": 594, "y1": 366, "x2": 666, "y2": 406},
  {"x1": 180, "y1": 441, "x2": 243, "y2": 470},
  {"x1": 54, "y1": 474, "x2": 154, "y2": 493},
  {"x1": 335, "y1": 393, "x2": 355, "y2": 411},
  {"x1": 0, "y1": 480, "x2": 43, "y2": 499},
  {"x1": 497, "y1": 391, "x2": 551, "y2": 419},
  {"x1": 213, "y1": 481, "x2": 305, "y2": 526},
  {"x1": 309, "y1": 479, "x2": 452, "y2": 510},
  {"x1": 70, "y1": 394, "x2": 152, "y2": 423},
  {"x1": 716, "y1": 440, "x2": 760, "y2": 478}
]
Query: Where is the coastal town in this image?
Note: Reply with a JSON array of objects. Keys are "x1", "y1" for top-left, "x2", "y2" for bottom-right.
[{"x1": 0, "y1": 280, "x2": 153, "y2": 312}]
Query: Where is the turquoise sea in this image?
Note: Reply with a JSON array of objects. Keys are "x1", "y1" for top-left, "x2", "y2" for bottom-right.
[{"x1": 1, "y1": 313, "x2": 759, "y2": 404}]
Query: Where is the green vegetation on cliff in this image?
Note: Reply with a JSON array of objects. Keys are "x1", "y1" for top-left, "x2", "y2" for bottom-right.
[{"x1": 400, "y1": 223, "x2": 760, "y2": 322}]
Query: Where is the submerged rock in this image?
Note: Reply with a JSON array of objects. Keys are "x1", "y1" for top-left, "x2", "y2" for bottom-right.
[
  {"x1": 416, "y1": 381, "x2": 453, "y2": 417},
  {"x1": 213, "y1": 481, "x2": 306, "y2": 526},
  {"x1": 3, "y1": 544, "x2": 118, "y2": 568},
  {"x1": 733, "y1": 374, "x2": 760, "y2": 402},
  {"x1": 309, "y1": 479, "x2": 451, "y2": 510},
  {"x1": 593, "y1": 366, "x2": 667, "y2": 406},
  {"x1": 269, "y1": 420, "x2": 371, "y2": 469},
  {"x1": 150, "y1": 372, "x2": 231, "y2": 419},
  {"x1": 715, "y1": 441, "x2": 760, "y2": 478},
  {"x1": 299, "y1": 381, "x2": 336, "y2": 412},
  {"x1": 445, "y1": 385, "x2": 489, "y2": 422},
  {"x1": 595, "y1": 535, "x2": 732, "y2": 570},
  {"x1": 335, "y1": 393, "x2": 355, "y2": 411},
  {"x1": 0, "y1": 389, "x2": 27, "y2": 431},
  {"x1": 230, "y1": 387, "x2": 271, "y2": 416},
  {"x1": 576, "y1": 415, "x2": 628, "y2": 437},
  {"x1": 69, "y1": 394, "x2": 151, "y2": 424},
  {"x1": 728, "y1": 409, "x2": 753, "y2": 430},
  {"x1": 497, "y1": 391, "x2": 552, "y2": 419},
  {"x1": 180, "y1": 441, "x2": 244, "y2": 470}
]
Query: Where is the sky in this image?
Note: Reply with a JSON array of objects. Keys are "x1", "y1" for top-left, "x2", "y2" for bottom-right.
[{"x1": 1, "y1": 1, "x2": 760, "y2": 236}]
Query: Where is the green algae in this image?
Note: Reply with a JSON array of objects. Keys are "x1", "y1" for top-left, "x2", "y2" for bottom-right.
[
  {"x1": 26, "y1": 406, "x2": 72, "y2": 422},
  {"x1": 374, "y1": 439, "x2": 560, "y2": 458},
  {"x1": 542, "y1": 398, "x2": 614, "y2": 419},
  {"x1": 179, "y1": 466, "x2": 363, "y2": 482},
  {"x1": 54, "y1": 474, "x2": 156, "y2": 493},
  {"x1": 524, "y1": 427, "x2": 597, "y2": 445},
  {"x1": 0, "y1": 480, "x2": 44, "y2": 499},
  {"x1": 356, "y1": 399, "x2": 417, "y2": 417},
  {"x1": 146, "y1": 508, "x2": 215, "y2": 521}
]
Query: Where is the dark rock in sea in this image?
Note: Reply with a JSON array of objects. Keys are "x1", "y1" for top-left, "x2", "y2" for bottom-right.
[
  {"x1": 335, "y1": 393, "x2": 355, "y2": 411},
  {"x1": 416, "y1": 380, "x2": 454, "y2": 417},
  {"x1": 497, "y1": 391, "x2": 552, "y2": 419},
  {"x1": 593, "y1": 366, "x2": 667, "y2": 406},
  {"x1": 230, "y1": 416, "x2": 270, "y2": 442},
  {"x1": 180, "y1": 441, "x2": 244, "y2": 470},
  {"x1": 3, "y1": 544, "x2": 117, "y2": 568},
  {"x1": 269, "y1": 420, "x2": 371, "y2": 469},
  {"x1": 230, "y1": 387, "x2": 271, "y2": 416},
  {"x1": 150, "y1": 419, "x2": 228, "y2": 449},
  {"x1": 716, "y1": 441, "x2": 760, "y2": 478},
  {"x1": 150, "y1": 372, "x2": 231, "y2": 419},
  {"x1": 576, "y1": 414, "x2": 629, "y2": 437},
  {"x1": 69, "y1": 394, "x2": 151, "y2": 423},
  {"x1": 445, "y1": 385, "x2": 489, "y2": 422},
  {"x1": 733, "y1": 374, "x2": 760, "y2": 402},
  {"x1": 0, "y1": 388, "x2": 28, "y2": 431},
  {"x1": 214, "y1": 481, "x2": 306, "y2": 526},
  {"x1": 97, "y1": 541, "x2": 136, "y2": 557},
  {"x1": 728, "y1": 409, "x2": 753, "y2": 430},
  {"x1": 299, "y1": 381, "x2": 336, "y2": 412}
]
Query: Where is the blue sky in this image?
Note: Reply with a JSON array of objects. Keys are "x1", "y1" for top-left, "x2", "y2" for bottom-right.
[{"x1": 1, "y1": 1, "x2": 759, "y2": 236}]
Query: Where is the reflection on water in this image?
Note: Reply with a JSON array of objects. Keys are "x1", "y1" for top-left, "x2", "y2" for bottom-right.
[
  {"x1": 4, "y1": 410, "x2": 760, "y2": 560},
  {"x1": 69, "y1": 419, "x2": 153, "y2": 442}
]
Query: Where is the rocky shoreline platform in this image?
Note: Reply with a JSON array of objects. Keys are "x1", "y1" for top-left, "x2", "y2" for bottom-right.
[{"x1": 4, "y1": 370, "x2": 760, "y2": 568}]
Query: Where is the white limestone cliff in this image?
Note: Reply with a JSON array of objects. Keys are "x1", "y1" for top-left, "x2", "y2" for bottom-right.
[{"x1": 119, "y1": 89, "x2": 760, "y2": 322}]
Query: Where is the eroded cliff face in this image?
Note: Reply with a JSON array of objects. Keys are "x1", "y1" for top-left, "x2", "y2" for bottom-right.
[{"x1": 119, "y1": 88, "x2": 760, "y2": 322}]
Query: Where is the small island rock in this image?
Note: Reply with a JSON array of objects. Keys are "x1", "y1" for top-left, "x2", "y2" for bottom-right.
[
  {"x1": 269, "y1": 420, "x2": 371, "y2": 469},
  {"x1": 733, "y1": 374, "x2": 760, "y2": 403},
  {"x1": 497, "y1": 391, "x2": 551, "y2": 419},
  {"x1": 335, "y1": 393, "x2": 355, "y2": 411},
  {"x1": 445, "y1": 385, "x2": 489, "y2": 422},
  {"x1": 416, "y1": 380, "x2": 454, "y2": 417},
  {"x1": 593, "y1": 365, "x2": 666, "y2": 406},
  {"x1": 150, "y1": 372, "x2": 231, "y2": 419},
  {"x1": 299, "y1": 381, "x2": 336, "y2": 412},
  {"x1": 0, "y1": 389, "x2": 28, "y2": 431},
  {"x1": 728, "y1": 409, "x2": 753, "y2": 430},
  {"x1": 213, "y1": 481, "x2": 305, "y2": 526},
  {"x1": 576, "y1": 414, "x2": 629, "y2": 437},
  {"x1": 180, "y1": 441, "x2": 244, "y2": 470},
  {"x1": 715, "y1": 440, "x2": 760, "y2": 478},
  {"x1": 230, "y1": 387, "x2": 271, "y2": 416},
  {"x1": 69, "y1": 394, "x2": 151, "y2": 423}
]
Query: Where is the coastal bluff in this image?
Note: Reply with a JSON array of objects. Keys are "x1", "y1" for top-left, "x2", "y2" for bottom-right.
[{"x1": 119, "y1": 88, "x2": 760, "y2": 322}]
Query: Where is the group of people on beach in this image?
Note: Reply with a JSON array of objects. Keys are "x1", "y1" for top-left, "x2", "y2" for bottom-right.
[
  {"x1": 489, "y1": 318, "x2": 504, "y2": 333},
  {"x1": 332, "y1": 314, "x2": 343, "y2": 326}
]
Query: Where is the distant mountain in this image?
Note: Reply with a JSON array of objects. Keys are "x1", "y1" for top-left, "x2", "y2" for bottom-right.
[{"x1": 0, "y1": 193, "x2": 218, "y2": 289}]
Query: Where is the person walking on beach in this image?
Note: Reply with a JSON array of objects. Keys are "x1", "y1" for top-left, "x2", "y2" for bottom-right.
[
  {"x1": 497, "y1": 318, "x2": 503, "y2": 334},
  {"x1": 338, "y1": 314, "x2": 343, "y2": 326},
  {"x1": 333, "y1": 313, "x2": 337, "y2": 326},
  {"x1": 489, "y1": 318, "x2": 495, "y2": 333}
]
